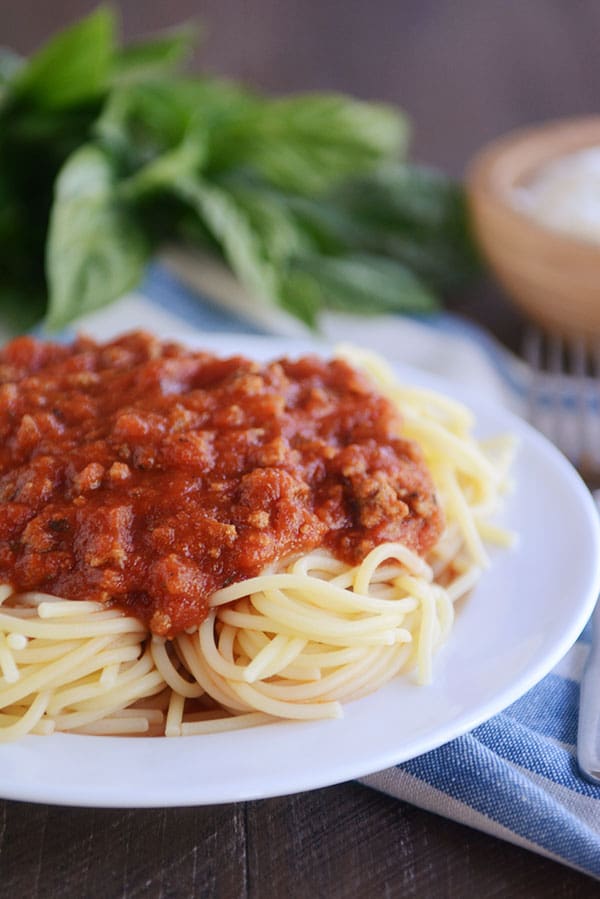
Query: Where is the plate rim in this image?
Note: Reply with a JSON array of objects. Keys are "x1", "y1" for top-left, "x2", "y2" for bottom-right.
[{"x1": 1, "y1": 329, "x2": 599, "y2": 807}]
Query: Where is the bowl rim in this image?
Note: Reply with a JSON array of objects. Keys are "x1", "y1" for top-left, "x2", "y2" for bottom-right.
[{"x1": 465, "y1": 115, "x2": 600, "y2": 255}]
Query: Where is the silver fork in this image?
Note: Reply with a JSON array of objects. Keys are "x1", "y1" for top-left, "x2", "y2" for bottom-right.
[
  {"x1": 523, "y1": 329, "x2": 600, "y2": 489},
  {"x1": 523, "y1": 327, "x2": 600, "y2": 785}
]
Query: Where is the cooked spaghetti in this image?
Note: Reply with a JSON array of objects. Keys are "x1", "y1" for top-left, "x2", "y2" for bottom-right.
[{"x1": 0, "y1": 334, "x2": 514, "y2": 739}]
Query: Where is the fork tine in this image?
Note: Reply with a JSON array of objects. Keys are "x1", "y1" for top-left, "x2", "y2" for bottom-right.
[
  {"x1": 570, "y1": 337, "x2": 588, "y2": 471},
  {"x1": 523, "y1": 327, "x2": 565, "y2": 448},
  {"x1": 583, "y1": 345, "x2": 600, "y2": 489},
  {"x1": 523, "y1": 327, "x2": 544, "y2": 431},
  {"x1": 547, "y1": 333, "x2": 568, "y2": 453},
  {"x1": 522, "y1": 326, "x2": 600, "y2": 489}
]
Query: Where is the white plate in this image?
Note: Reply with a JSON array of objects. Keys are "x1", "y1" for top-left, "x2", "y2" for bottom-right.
[{"x1": 1, "y1": 332, "x2": 599, "y2": 808}]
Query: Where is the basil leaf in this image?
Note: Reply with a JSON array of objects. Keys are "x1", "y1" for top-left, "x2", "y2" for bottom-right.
[
  {"x1": 120, "y1": 128, "x2": 208, "y2": 201},
  {"x1": 220, "y1": 176, "x2": 314, "y2": 263},
  {"x1": 96, "y1": 80, "x2": 193, "y2": 166},
  {"x1": 176, "y1": 177, "x2": 277, "y2": 305},
  {"x1": 210, "y1": 93, "x2": 409, "y2": 195},
  {"x1": 292, "y1": 254, "x2": 439, "y2": 315},
  {"x1": 0, "y1": 9, "x2": 480, "y2": 334},
  {"x1": 0, "y1": 168, "x2": 48, "y2": 310},
  {"x1": 0, "y1": 284, "x2": 46, "y2": 332},
  {"x1": 96, "y1": 77, "x2": 247, "y2": 172},
  {"x1": 335, "y1": 164, "x2": 481, "y2": 289},
  {"x1": 337, "y1": 164, "x2": 463, "y2": 229},
  {"x1": 278, "y1": 270, "x2": 321, "y2": 328},
  {"x1": 46, "y1": 145, "x2": 148, "y2": 329},
  {"x1": 283, "y1": 195, "x2": 370, "y2": 254},
  {"x1": 113, "y1": 25, "x2": 199, "y2": 84},
  {"x1": 14, "y1": 7, "x2": 115, "y2": 110}
]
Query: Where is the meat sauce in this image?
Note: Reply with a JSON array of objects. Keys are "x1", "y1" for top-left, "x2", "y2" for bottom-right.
[{"x1": 0, "y1": 332, "x2": 443, "y2": 636}]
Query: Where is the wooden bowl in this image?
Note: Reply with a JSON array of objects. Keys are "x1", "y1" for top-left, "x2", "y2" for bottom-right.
[{"x1": 466, "y1": 117, "x2": 600, "y2": 344}]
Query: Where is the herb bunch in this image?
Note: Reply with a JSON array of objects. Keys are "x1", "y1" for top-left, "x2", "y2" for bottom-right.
[{"x1": 0, "y1": 8, "x2": 480, "y2": 332}]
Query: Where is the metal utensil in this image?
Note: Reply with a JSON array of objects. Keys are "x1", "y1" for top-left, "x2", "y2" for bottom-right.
[
  {"x1": 578, "y1": 491, "x2": 600, "y2": 785},
  {"x1": 523, "y1": 327, "x2": 600, "y2": 784}
]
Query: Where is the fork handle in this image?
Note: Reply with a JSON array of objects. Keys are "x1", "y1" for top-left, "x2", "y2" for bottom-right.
[{"x1": 577, "y1": 603, "x2": 600, "y2": 784}]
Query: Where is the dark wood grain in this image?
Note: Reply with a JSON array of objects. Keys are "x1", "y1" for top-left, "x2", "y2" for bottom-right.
[
  {"x1": 1, "y1": 2, "x2": 599, "y2": 895},
  {"x1": 1, "y1": 785, "x2": 598, "y2": 898},
  {"x1": 246, "y1": 784, "x2": 600, "y2": 899},
  {"x1": 0, "y1": 801, "x2": 247, "y2": 898}
]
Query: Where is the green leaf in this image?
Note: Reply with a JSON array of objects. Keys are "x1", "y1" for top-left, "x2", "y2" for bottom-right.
[
  {"x1": 175, "y1": 177, "x2": 324, "y2": 327},
  {"x1": 0, "y1": 171, "x2": 48, "y2": 312},
  {"x1": 14, "y1": 7, "x2": 116, "y2": 110},
  {"x1": 0, "y1": 283, "x2": 46, "y2": 332},
  {"x1": 336, "y1": 164, "x2": 463, "y2": 230},
  {"x1": 219, "y1": 176, "x2": 314, "y2": 263},
  {"x1": 120, "y1": 126, "x2": 208, "y2": 200},
  {"x1": 292, "y1": 253, "x2": 439, "y2": 315},
  {"x1": 334, "y1": 164, "x2": 482, "y2": 289},
  {"x1": 112, "y1": 24, "x2": 199, "y2": 84},
  {"x1": 0, "y1": 10, "x2": 474, "y2": 334},
  {"x1": 176, "y1": 177, "x2": 277, "y2": 305},
  {"x1": 95, "y1": 77, "x2": 247, "y2": 172},
  {"x1": 46, "y1": 144, "x2": 148, "y2": 329},
  {"x1": 96, "y1": 79, "x2": 191, "y2": 165},
  {"x1": 278, "y1": 270, "x2": 321, "y2": 328},
  {"x1": 283, "y1": 194, "x2": 370, "y2": 255},
  {"x1": 209, "y1": 93, "x2": 409, "y2": 195}
]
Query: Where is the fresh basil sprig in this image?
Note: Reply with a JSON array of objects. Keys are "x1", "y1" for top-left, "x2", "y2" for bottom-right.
[
  {"x1": 0, "y1": 6, "x2": 480, "y2": 332},
  {"x1": 46, "y1": 144, "x2": 148, "y2": 329}
]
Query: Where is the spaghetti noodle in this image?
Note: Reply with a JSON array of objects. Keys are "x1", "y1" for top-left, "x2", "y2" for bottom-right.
[{"x1": 0, "y1": 338, "x2": 514, "y2": 740}]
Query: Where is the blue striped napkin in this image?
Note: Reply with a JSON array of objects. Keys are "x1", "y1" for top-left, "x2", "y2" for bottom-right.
[{"x1": 64, "y1": 261, "x2": 600, "y2": 881}]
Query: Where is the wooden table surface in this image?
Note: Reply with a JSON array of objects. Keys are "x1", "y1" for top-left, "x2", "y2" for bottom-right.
[
  {"x1": 2, "y1": 2, "x2": 600, "y2": 895},
  {"x1": 2, "y1": 781, "x2": 600, "y2": 897}
]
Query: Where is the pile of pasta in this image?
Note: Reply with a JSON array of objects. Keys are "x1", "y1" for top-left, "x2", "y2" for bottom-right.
[{"x1": 0, "y1": 349, "x2": 515, "y2": 740}]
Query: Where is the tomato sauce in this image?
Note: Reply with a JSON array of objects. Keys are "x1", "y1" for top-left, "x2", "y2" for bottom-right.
[{"x1": 0, "y1": 332, "x2": 443, "y2": 636}]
